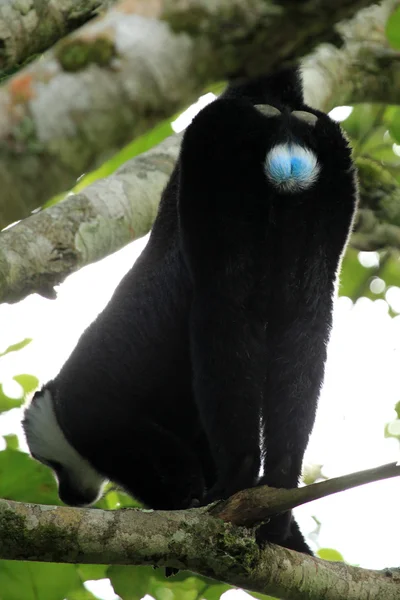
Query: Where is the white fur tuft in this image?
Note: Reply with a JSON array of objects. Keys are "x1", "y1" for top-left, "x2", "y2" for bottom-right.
[{"x1": 24, "y1": 389, "x2": 105, "y2": 494}]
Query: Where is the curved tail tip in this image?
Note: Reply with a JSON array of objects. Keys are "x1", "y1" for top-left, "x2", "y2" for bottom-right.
[{"x1": 265, "y1": 144, "x2": 320, "y2": 192}]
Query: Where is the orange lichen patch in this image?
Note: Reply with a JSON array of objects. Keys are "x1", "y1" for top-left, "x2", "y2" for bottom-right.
[
  {"x1": 9, "y1": 74, "x2": 36, "y2": 104},
  {"x1": 114, "y1": 0, "x2": 162, "y2": 18}
]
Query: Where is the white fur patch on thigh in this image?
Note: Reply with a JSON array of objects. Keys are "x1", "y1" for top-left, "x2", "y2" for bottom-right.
[{"x1": 24, "y1": 389, "x2": 105, "y2": 493}]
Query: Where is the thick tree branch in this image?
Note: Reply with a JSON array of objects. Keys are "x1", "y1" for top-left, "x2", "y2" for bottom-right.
[
  {"x1": 0, "y1": 133, "x2": 182, "y2": 303},
  {"x1": 1, "y1": 463, "x2": 400, "y2": 600},
  {"x1": 302, "y1": 0, "x2": 400, "y2": 111},
  {"x1": 0, "y1": 0, "x2": 380, "y2": 229},
  {"x1": 0, "y1": 0, "x2": 116, "y2": 74}
]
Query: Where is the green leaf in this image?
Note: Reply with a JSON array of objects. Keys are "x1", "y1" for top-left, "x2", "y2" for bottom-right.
[
  {"x1": 394, "y1": 401, "x2": 400, "y2": 420},
  {"x1": 339, "y1": 249, "x2": 400, "y2": 305},
  {"x1": 379, "y1": 256, "x2": 400, "y2": 289},
  {"x1": 13, "y1": 374, "x2": 39, "y2": 395},
  {"x1": 4, "y1": 434, "x2": 19, "y2": 450},
  {"x1": 66, "y1": 585, "x2": 100, "y2": 600},
  {"x1": 302, "y1": 463, "x2": 324, "y2": 485},
  {"x1": 249, "y1": 592, "x2": 279, "y2": 600},
  {"x1": 0, "y1": 374, "x2": 39, "y2": 414},
  {"x1": 339, "y1": 248, "x2": 371, "y2": 300},
  {"x1": 95, "y1": 487, "x2": 142, "y2": 510},
  {"x1": 386, "y1": 6, "x2": 400, "y2": 49},
  {"x1": 388, "y1": 108, "x2": 400, "y2": 144},
  {"x1": 370, "y1": 144, "x2": 399, "y2": 165},
  {"x1": 203, "y1": 583, "x2": 233, "y2": 600},
  {"x1": 109, "y1": 567, "x2": 225, "y2": 600},
  {"x1": 78, "y1": 565, "x2": 108, "y2": 581},
  {"x1": 152, "y1": 571, "x2": 230, "y2": 600},
  {"x1": 384, "y1": 420, "x2": 400, "y2": 440},
  {"x1": 109, "y1": 565, "x2": 154, "y2": 600},
  {"x1": 0, "y1": 385, "x2": 24, "y2": 414},
  {"x1": 113, "y1": 490, "x2": 142, "y2": 508},
  {"x1": 317, "y1": 548, "x2": 345, "y2": 562},
  {"x1": 0, "y1": 338, "x2": 32, "y2": 358},
  {"x1": 0, "y1": 449, "x2": 60, "y2": 504},
  {"x1": 0, "y1": 561, "x2": 80, "y2": 600},
  {"x1": 340, "y1": 105, "x2": 384, "y2": 149}
]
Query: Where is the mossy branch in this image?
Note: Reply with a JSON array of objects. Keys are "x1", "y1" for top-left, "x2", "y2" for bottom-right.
[
  {"x1": 0, "y1": 0, "x2": 383, "y2": 229},
  {"x1": 1, "y1": 462, "x2": 400, "y2": 600},
  {"x1": 0, "y1": 0, "x2": 117, "y2": 76}
]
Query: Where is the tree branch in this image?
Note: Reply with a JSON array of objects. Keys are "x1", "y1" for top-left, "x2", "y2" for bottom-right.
[
  {"x1": 302, "y1": 0, "x2": 400, "y2": 111},
  {"x1": 0, "y1": 0, "x2": 380, "y2": 229},
  {"x1": 211, "y1": 461, "x2": 400, "y2": 526},
  {"x1": 1, "y1": 462, "x2": 400, "y2": 600},
  {"x1": 0, "y1": 133, "x2": 182, "y2": 303},
  {"x1": 0, "y1": 0, "x2": 116, "y2": 75}
]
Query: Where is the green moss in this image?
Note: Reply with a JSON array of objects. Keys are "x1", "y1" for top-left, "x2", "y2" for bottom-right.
[
  {"x1": 184, "y1": 519, "x2": 259, "y2": 578},
  {"x1": 91, "y1": 38, "x2": 117, "y2": 66},
  {"x1": 214, "y1": 525, "x2": 259, "y2": 575},
  {"x1": 0, "y1": 508, "x2": 77, "y2": 562},
  {"x1": 57, "y1": 37, "x2": 116, "y2": 72},
  {"x1": 0, "y1": 510, "x2": 27, "y2": 553}
]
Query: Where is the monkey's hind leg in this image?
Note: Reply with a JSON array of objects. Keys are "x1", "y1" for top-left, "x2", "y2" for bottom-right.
[{"x1": 83, "y1": 417, "x2": 206, "y2": 511}]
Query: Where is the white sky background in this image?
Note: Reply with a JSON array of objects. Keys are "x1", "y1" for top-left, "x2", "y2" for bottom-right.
[{"x1": 0, "y1": 101, "x2": 400, "y2": 599}]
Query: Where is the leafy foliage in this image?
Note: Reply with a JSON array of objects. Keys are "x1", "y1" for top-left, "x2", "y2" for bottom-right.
[
  {"x1": 341, "y1": 104, "x2": 400, "y2": 183},
  {"x1": 108, "y1": 567, "x2": 277, "y2": 600},
  {"x1": 0, "y1": 385, "x2": 24, "y2": 414},
  {"x1": 337, "y1": 103, "x2": 400, "y2": 310},
  {"x1": 0, "y1": 338, "x2": 33, "y2": 358},
  {"x1": 385, "y1": 400, "x2": 400, "y2": 443},
  {"x1": 0, "y1": 338, "x2": 39, "y2": 414},
  {"x1": 317, "y1": 548, "x2": 345, "y2": 562},
  {"x1": 0, "y1": 448, "x2": 60, "y2": 504},
  {"x1": 386, "y1": 6, "x2": 400, "y2": 50},
  {"x1": 0, "y1": 561, "x2": 81, "y2": 600}
]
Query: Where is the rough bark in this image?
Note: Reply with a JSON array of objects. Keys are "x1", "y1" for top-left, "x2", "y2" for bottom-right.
[
  {"x1": 0, "y1": 498, "x2": 399, "y2": 600},
  {"x1": 0, "y1": 0, "x2": 381, "y2": 229},
  {"x1": 0, "y1": 133, "x2": 182, "y2": 303},
  {"x1": 0, "y1": 0, "x2": 116, "y2": 74},
  {"x1": 302, "y1": 0, "x2": 400, "y2": 111},
  {"x1": 0, "y1": 465, "x2": 399, "y2": 596}
]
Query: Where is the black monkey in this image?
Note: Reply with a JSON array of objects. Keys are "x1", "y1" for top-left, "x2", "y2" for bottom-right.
[{"x1": 23, "y1": 68, "x2": 357, "y2": 554}]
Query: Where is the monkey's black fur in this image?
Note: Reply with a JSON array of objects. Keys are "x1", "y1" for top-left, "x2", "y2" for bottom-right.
[{"x1": 23, "y1": 68, "x2": 357, "y2": 554}]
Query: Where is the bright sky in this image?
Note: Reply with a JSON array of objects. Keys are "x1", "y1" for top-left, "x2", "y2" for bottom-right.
[{"x1": 0, "y1": 101, "x2": 399, "y2": 599}]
